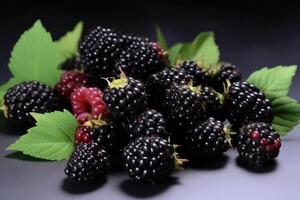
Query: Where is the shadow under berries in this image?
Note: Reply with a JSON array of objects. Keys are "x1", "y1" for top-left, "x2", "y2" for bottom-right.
[
  {"x1": 0, "y1": 115, "x2": 31, "y2": 136},
  {"x1": 61, "y1": 177, "x2": 107, "y2": 194},
  {"x1": 235, "y1": 157, "x2": 278, "y2": 173},
  {"x1": 119, "y1": 176, "x2": 179, "y2": 198},
  {"x1": 186, "y1": 154, "x2": 229, "y2": 170}
]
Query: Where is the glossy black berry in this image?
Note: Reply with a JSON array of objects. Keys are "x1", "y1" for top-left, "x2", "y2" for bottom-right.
[
  {"x1": 79, "y1": 26, "x2": 122, "y2": 87},
  {"x1": 146, "y1": 68, "x2": 192, "y2": 109},
  {"x1": 127, "y1": 109, "x2": 167, "y2": 140},
  {"x1": 120, "y1": 34, "x2": 150, "y2": 51},
  {"x1": 103, "y1": 75, "x2": 148, "y2": 121},
  {"x1": 60, "y1": 56, "x2": 83, "y2": 71},
  {"x1": 123, "y1": 136, "x2": 178, "y2": 182},
  {"x1": 237, "y1": 122, "x2": 281, "y2": 167},
  {"x1": 224, "y1": 82, "x2": 273, "y2": 128},
  {"x1": 185, "y1": 117, "x2": 230, "y2": 157},
  {"x1": 179, "y1": 60, "x2": 209, "y2": 85},
  {"x1": 210, "y1": 62, "x2": 242, "y2": 92},
  {"x1": 65, "y1": 143, "x2": 110, "y2": 184},
  {"x1": 3, "y1": 81, "x2": 60, "y2": 124},
  {"x1": 116, "y1": 42, "x2": 167, "y2": 81}
]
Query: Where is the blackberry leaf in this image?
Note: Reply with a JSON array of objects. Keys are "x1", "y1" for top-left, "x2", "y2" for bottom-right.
[
  {"x1": 168, "y1": 43, "x2": 183, "y2": 65},
  {"x1": 0, "y1": 78, "x2": 22, "y2": 104},
  {"x1": 272, "y1": 96, "x2": 300, "y2": 136},
  {"x1": 155, "y1": 25, "x2": 168, "y2": 51},
  {"x1": 246, "y1": 65, "x2": 297, "y2": 100},
  {"x1": 8, "y1": 20, "x2": 63, "y2": 87},
  {"x1": 7, "y1": 110, "x2": 77, "y2": 161},
  {"x1": 56, "y1": 21, "x2": 83, "y2": 60}
]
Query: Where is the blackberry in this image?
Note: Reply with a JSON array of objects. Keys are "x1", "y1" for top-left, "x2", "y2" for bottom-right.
[
  {"x1": 55, "y1": 70, "x2": 89, "y2": 103},
  {"x1": 120, "y1": 34, "x2": 150, "y2": 50},
  {"x1": 179, "y1": 60, "x2": 209, "y2": 85},
  {"x1": 185, "y1": 118, "x2": 231, "y2": 158},
  {"x1": 87, "y1": 117, "x2": 126, "y2": 153},
  {"x1": 224, "y1": 82, "x2": 273, "y2": 128},
  {"x1": 127, "y1": 109, "x2": 167, "y2": 140},
  {"x1": 164, "y1": 84, "x2": 207, "y2": 129},
  {"x1": 79, "y1": 26, "x2": 121, "y2": 88},
  {"x1": 210, "y1": 62, "x2": 242, "y2": 92},
  {"x1": 123, "y1": 136, "x2": 186, "y2": 182},
  {"x1": 3, "y1": 81, "x2": 59, "y2": 124},
  {"x1": 103, "y1": 73, "x2": 148, "y2": 121},
  {"x1": 60, "y1": 56, "x2": 83, "y2": 71},
  {"x1": 116, "y1": 42, "x2": 167, "y2": 81},
  {"x1": 146, "y1": 68, "x2": 191, "y2": 109},
  {"x1": 237, "y1": 122, "x2": 281, "y2": 167},
  {"x1": 65, "y1": 143, "x2": 110, "y2": 184}
]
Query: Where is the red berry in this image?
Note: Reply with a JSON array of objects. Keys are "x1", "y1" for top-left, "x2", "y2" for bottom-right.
[
  {"x1": 250, "y1": 131, "x2": 260, "y2": 140},
  {"x1": 71, "y1": 87, "x2": 107, "y2": 123},
  {"x1": 260, "y1": 138, "x2": 268, "y2": 146},
  {"x1": 75, "y1": 126, "x2": 92, "y2": 145},
  {"x1": 55, "y1": 71, "x2": 88, "y2": 102}
]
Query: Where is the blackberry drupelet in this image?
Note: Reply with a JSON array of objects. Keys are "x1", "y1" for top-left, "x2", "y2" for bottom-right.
[
  {"x1": 65, "y1": 142, "x2": 110, "y2": 184},
  {"x1": 146, "y1": 68, "x2": 191, "y2": 109},
  {"x1": 185, "y1": 117, "x2": 231, "y2": 158},
  {"x1": 3, "y1": 81, "x2": 59, "y2": 124},
  {"x1": 210, "y1": 62, "x2": 242, "y2": 92},
  {"x1": 127, "y1": 109, "x2": 167, "y2": 140},
  {"x1": 224, "y1": 82, "x2": 273, "y2": 128},
  {"x1": 60, "y1": 56, "x2": 83, "y2": 71},
  {"x1": 123, "y1": 135, "x2": 185, "y2": 182},
  {"x1": 116, "y1": 41, "x2": 167, "y2": 81},
  {"x1": 179, "y1": 60, "x2": 209, "y2": 85},
  {"x1": 103, "y1": 73, "x2": 148, "y2": 121},
  {"x1": 79, "y1": 26, "x2": 122, "y2": 88},
  {"x1": 120, "y1": 34, "x2": 150, "y2": 50},
  {"x1": 237, "y1": 122, "x2": 281, "y2": 167},
  {"x1": 164, "y1": 83, "x2": 211, "y2": 132}
]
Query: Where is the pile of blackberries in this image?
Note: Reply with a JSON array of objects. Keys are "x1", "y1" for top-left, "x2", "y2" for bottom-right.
[{"x1": 3, "y1": 26, "x2": 281, "y2": 184}]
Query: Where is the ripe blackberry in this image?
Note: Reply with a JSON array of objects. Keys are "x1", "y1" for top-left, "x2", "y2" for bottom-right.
[
  {"x1": 55, "y1": 71, "x2": 89, "y2": 103},
  {"x1": 65, "y1": 143, "x2": 110, "y2": 184},
  {"x1": 127, "y1": 109, "x2": 167, "y2": 140},
  {"x1": 60, "y1": 56, "x2": 83, "y2": 71},
  {"x1": 179, "y1": 60, "x2": 209, "y2": 85},
  {"x1": 87, "y1": 117, "x2": 126, "y2": 153},
  {"x1": 103, "y1": 74, "x2": 147, "y2": 121},
  {"x1": 120, "y1": 34, "x2": 150, "y2": 50},
  {"x1": 237, "y1": 122, "x2": 281, "y2": 167},
  {"x1": 164, "y1": 83, "x2": 219, "y2": 131},
  {"x1": 71, "y1": 87, "x2": 107, "y2": 124},
  {"x1": 185, "y1": 118, "x2": 231, "y2": 158},
  {"x1": 224, "y1": 82, "x2": 273, "y2": 128},
  {"x1": 210, "y1": 62, "x2": 242, "y2": 92},
  {"x1": 75, "y1": 125, "x2": 92, "y2": 145},
  {"x1": 123, "y1": 136, "x2": 186, "y2": 182},
  {"x1": 146, "y1": 68, "x2": 191, "y2": 108},
  {"x1": 3, "y1": 81, "x2": 59, "y2": 124},
  {"x1": 79, "y1": 26, "x2": 121, "y2": 87},
  {"x1": 116, "y1": 42, "x2": 167, "y2": 81}
]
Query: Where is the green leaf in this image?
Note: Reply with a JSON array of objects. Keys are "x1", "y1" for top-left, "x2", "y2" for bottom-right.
[
  {"x1": 7, "y1": 110, "x2": 77, "y2": 161},
  {"x1": 174, "y1": 32, "x2": 219, "y2": 67},
  {"x1": 168, "y1": 43, "x2": 183, "y2": 65},
  {"x1": 56, "y1": 21, "x2": 83, "y2": 60},
  {"x1": 272, "y1": 96, "x2": 300, "y2": 136},
  {"x1": 0, "y1": 78, "x2": 22, "y2": 104},
  {"x1": 8, "y1": 20, "x2": 62, "y2": 87},
  {"x1": 246, "y1": 65, "x2": 297, "y2": 101},
  {"x1": 155, "y1": 25, "x2": 168, "y2": 51}
]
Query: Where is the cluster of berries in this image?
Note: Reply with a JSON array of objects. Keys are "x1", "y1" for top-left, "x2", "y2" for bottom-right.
[{"x1": 2, "y1": 26, "x2": 281, "y2": 184}]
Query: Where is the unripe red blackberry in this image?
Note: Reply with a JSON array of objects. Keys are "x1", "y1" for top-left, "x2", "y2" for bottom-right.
[
  {"x1": 103, "y1": 73, "x2": 148, "y2": 121},
  {"x1": 3, "y1": 81, "x2": 60, "y2": 124},
  {"x1": 127, "y1": 109, "x2": 167, "y2": 140},
  {"x1": 210, "y1": 62, "x2": 242, "y2": 92},
  {"x1": 185, "y1": 118, "x2": 231, "y2": 158},
  {"x1": 237, "y1": 122, "x2": 281, "y2": 167},
  {"x1": 122, "y1": 135, "x2": 186, "y2": 182},
  {"x1": 178, "y1": 60, "x2": 209, "y2": 85},
  {"x1": 224, "y1": 82, "x2": 273, "y2": 128},
  {"x1": 116, "y1": 42, "x2": 167, "y2": 81},
  {"x1": 65, "y1": 142, "x2": 110, "y2": 184}
]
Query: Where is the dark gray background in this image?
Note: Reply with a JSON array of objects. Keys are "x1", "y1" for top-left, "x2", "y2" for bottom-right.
[{"x1": 0, "y1": 1, "x2": 300, "y2": 199}]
